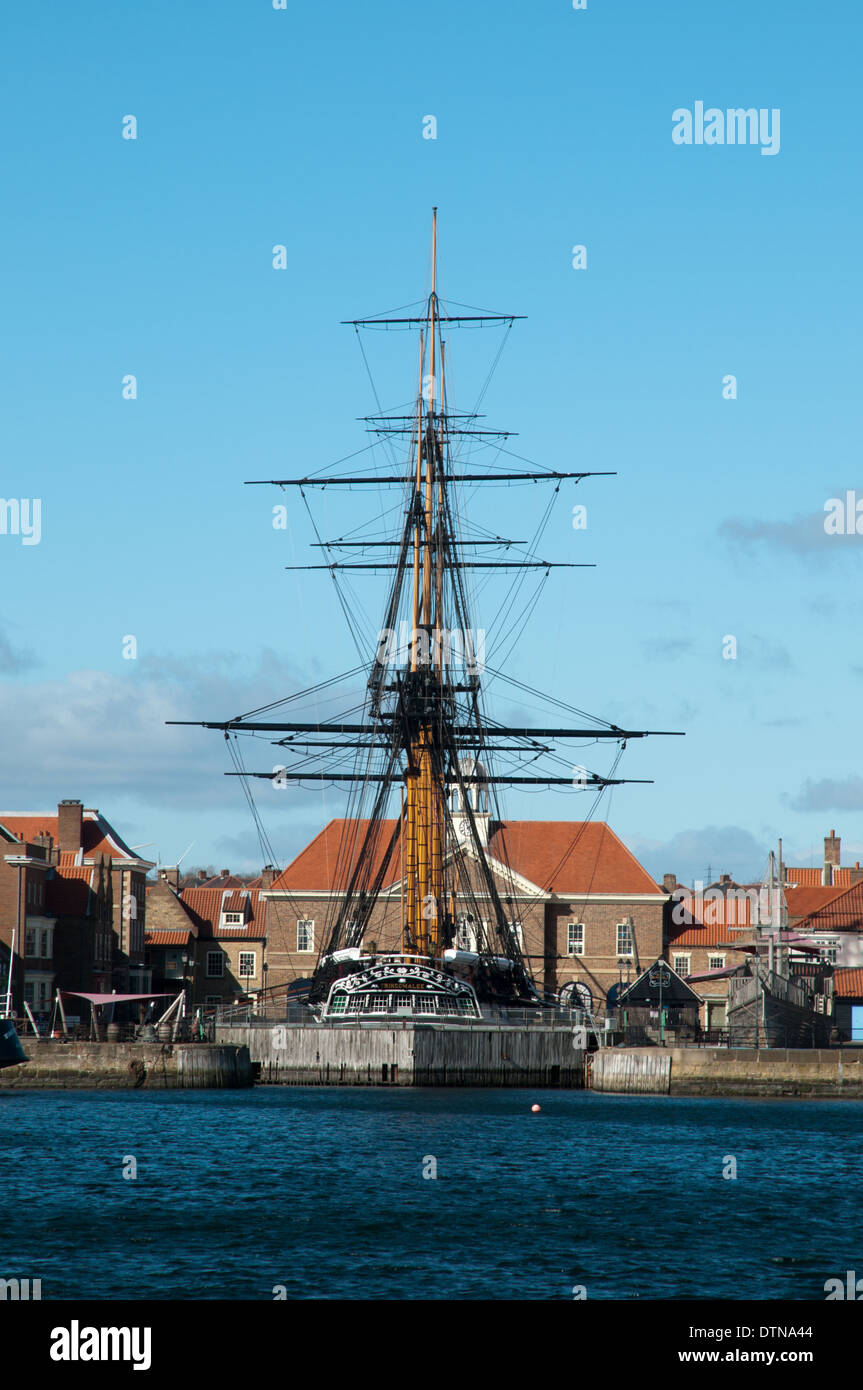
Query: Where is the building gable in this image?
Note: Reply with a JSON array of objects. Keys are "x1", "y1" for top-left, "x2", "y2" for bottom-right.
[{"x1": 620, "y1": 958, "x2": 703, "y2": 1007}]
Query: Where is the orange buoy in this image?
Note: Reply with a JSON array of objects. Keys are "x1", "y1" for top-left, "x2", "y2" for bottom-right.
[{"x1": 531, "y1": 1103, "x2": 541, "y2": 1113}]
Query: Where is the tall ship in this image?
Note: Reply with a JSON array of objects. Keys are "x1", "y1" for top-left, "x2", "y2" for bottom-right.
[
  {"x1": 726, "y1": 851, "x2": 834, "y2": 1047},
  {"x1": 175, "y1": 212, "x2": 676, "y2": 1021}
]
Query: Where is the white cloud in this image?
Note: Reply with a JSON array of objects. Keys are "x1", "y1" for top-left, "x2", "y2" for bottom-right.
[
  {"x1": 786, "y1": 776, "x2": 863, "y2": 813},
  {"x1": 0, "y1": 647, "x2": 319, "y2": 810},
  {"x1": 627, "y1": 824, "x2": 769, "y2": 886}
]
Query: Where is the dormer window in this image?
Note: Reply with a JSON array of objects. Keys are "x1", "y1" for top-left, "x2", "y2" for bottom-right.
[{"x1": 221, "y1": 910, "x2": 245, "y2": 928}]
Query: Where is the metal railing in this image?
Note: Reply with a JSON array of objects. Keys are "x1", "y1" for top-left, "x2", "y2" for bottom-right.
[
  {"x1": 208, "y1": 1001, "x2": 594, "y2": 1030},
  {"x1": 6, "y1": 1017, "x2": 216, "y2": 1044}
]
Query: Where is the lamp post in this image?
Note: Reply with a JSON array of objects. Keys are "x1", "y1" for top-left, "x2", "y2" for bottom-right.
[{"x1": 649, "y1": 962, "x2": 671, "y2": 1044}]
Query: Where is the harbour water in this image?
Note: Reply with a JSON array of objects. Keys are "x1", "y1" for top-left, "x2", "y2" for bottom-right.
[{"x1": 4, "y1": 1088, "x2": 861, "y2": 1301}]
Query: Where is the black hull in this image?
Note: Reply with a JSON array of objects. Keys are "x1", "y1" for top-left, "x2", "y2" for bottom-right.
[{"x1": 0, "y1": 1019, "x2": 28, "y2": 1069}]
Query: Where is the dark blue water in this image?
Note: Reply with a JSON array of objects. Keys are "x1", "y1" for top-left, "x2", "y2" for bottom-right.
[{"x1": 2, "y1": 1088, "x2": 860, "y2": 1300}]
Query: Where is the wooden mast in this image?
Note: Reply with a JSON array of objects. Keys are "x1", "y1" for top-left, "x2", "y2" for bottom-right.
[{"x1": 405, "y1": 208, "x2": 446, "y2": 957}]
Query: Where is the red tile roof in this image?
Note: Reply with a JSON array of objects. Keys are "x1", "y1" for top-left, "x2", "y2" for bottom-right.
[
  {"x1": 0, "y1": 810, "x2": 144, "y2": 862},
  {"x1": 787, "y1": 881, "x2": 863, "y2": 932},
  {"x1": 58, "y1": 850, "x2": 86, "y2": 867},
  {"x1": 835, "y1": 968, "x2": 863, "y2": 998},
  {"x1": 487, "y1": 822, "x2": 662, "y2": 895},
  {"x1": 785, "y1": 867, "x2": 853, "y2": 887},
  {"x1": 667, "y1": 920, "x2": 753, "y2": 949},
  {"x1": 274, "y1": 820, "x2": 403, "y2": 893},
  {"x1": 785, "y1": 884, "x2": 850, "y2": 919},
  {"x1": 272, "y1": 818, "x2": 661, "y2": 896},
  {"x1": 179, "y1": 887, "x2": 267, "y2": 939},
  {"x1": 667, "y1": 889, "x2": 754, "y2": 929},
  {"x1": 144, "y1": 929, "x2": 194, "y2": 947}
]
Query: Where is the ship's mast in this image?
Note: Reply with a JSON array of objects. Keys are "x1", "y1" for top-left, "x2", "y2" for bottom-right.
[
  {"x1": 405, "y1": 209, "x2": 446, "y2": 955},
  {"x1": 171, "y1": 210, "x2": 683, "y2": 1000}
]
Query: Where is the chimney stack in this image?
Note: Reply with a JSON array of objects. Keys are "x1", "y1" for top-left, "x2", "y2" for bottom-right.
[
  {"x1": 662, "y1": 872, "x2": 677, "y2": 894},
  {"x1": 850, "y1": 861, "x2": 863, "y2": 887},
  {"x1": 719, "y1": 873, "x2": 732, "y2": 887},
  {"x1": 261, "y1": 864, "x2": 277, "y2": 889},
  {"x1": 58, "y1": 799, "x2": 83, "y2": 853},
  {"x1": 158, "y1": 866, "x2": 180, "y2": 891},
  {"x1": 823, "y1": 829, "x2": 840, "y2": 885},
  {"x1": 197, "y1": 870, "x2": 208, "y2": 881}
]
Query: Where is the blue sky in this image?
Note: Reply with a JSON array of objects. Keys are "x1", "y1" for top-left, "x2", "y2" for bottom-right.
[{"x1": 1, "y1": 0, "x2": 861, "y2": 884}]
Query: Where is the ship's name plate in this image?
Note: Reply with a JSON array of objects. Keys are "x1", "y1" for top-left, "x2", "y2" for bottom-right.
[{"x1": 337, "y1": 963, "x2": 472, "y2": 996}]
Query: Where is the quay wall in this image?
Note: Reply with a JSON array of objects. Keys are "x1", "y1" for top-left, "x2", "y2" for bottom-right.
[
  {"x1": 590, "y1": 1050, "x2": 671, "y2": 1094},
  {"x1": 0, "y1": 1041, "x2": 253, "y2": 1090},
  {"x1": 218, "y1": 1023, "x2": 586, "y2": 1087},
  {"x1": 591, "y1": 1047, "x2": 863, "y2": 1097}
]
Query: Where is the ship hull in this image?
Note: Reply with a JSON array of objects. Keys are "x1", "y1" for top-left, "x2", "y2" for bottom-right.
[
  {"x1": 0, "y1": 1019, "x2": 28, "y2": 1069},
  {"x1": 312, "y1": 950, "x2": 539, "y2": 1013},
  {"x1": 727, "y1": 971, "x2": 832, "y2": 1048}
]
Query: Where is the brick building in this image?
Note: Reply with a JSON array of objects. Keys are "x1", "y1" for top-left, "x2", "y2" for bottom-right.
[
  {"x1": 783, "y1": 831, "x2": 863, "y2": 971},
  {"x1": 261, "y1": 813, "x2": 667, "y2": 1009},
  {"x1": 664, "y1": 875, "x2": 758, "y2": 1030},
  {"x1": 144, "y1": 871, "x2": 272, "y2": 1012},
  {"x1": 0, "y1": 800, "x2": 152, "y2": 1017},
  {"x1": 662, "y1": 831, "x2": 863, "y2": 1030}
]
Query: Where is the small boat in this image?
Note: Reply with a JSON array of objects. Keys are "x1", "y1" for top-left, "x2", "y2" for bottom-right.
[{"x1": 0, "y1": 1018, "x2": 28, "y2": 1069}]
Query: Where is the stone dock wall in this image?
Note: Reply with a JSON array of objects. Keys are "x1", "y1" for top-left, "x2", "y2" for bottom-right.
[
  {"x1": 10, "y1": 1036, "x2": 857, "y2": 1096},
  {"x1": 218, "y1": 1023, "x2": 586, "y2": 1087},
  {"x1": 591, "y1": 1047, "x2": 863, "y2": 1098},
  {"x1": 0, "y1": 1041, "x2": 253, "y2": 1089}
]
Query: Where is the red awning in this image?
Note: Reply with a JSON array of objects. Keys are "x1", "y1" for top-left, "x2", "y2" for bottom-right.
[{"x1": 61, "y1": 991, "x2": 174, "y2": 1005}]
